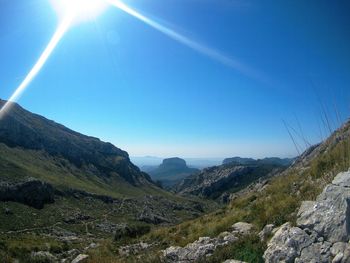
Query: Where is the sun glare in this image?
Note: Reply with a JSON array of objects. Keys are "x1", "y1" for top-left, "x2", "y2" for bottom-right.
[{"x1": 50, "y1": 0, "x2": 108, "y2": 23}]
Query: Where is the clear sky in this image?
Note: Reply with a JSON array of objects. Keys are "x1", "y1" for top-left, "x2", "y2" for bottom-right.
[{"x1": 0, "y1": 0, "x2": 350, "y2": 158}]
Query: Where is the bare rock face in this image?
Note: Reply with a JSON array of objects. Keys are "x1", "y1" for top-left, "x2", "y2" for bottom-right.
[
  {"x1": 264, "y1": 170, "x2": 350, "y2": 263},
  {"x1": 163, "y1": 222, "x2": 253, "y2": 263},
  {"x1": 297, "y1": 180, "x2": 350, "y2": 242}
]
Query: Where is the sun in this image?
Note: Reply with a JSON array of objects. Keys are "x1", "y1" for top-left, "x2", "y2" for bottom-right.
[{"x1": 50, "y1": 0, "x2": 108, "y2": 23}]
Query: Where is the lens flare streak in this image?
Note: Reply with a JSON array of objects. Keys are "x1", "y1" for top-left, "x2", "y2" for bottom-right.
[
  {"x1": 0, "y1": 14, "x2": 74, "y2": 119},
  {"x1": 107, "y1": 0, "x2": 265, "y2": 81}
]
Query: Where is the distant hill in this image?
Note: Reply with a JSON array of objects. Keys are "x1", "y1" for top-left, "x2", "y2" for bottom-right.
[
  {"x1": 222, "y1": 156, "x2": 294, "y2": 166},
  {"x1": 148, "y1": 157, "x2": 200, "y2": 187},
  {"x1": 222, "y1": 157, "x2": 255, "y2": 165}
]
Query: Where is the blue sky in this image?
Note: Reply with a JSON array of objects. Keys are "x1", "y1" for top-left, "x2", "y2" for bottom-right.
[{"x1": 0, "y1": 0, "x2": 350, "y2": 158}]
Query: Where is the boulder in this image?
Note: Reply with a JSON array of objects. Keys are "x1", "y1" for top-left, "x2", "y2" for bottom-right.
[
  {"x1": 297, "y1": 185, "x2": 350, "y2": 243},
  {"x1": 263, "y1": 223, "x2": 314, "y2": 262},
  {"x1": 231, "y1": 222, "x2": 254, "y2": 235}
]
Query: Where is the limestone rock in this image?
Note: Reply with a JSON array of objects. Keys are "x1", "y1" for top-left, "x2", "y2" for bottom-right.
[
  {"x1": 264, "y1": 223, "x2": 314, "y2": 262},
  {"x1": 264, "y1": 171, "x2": 350, "y2": 263},
  {"x1": 295, "y1": 241, "x2": 331, "y2": 263},
  {"x1": 297, "y1": 185, "x2": 350, "y2": 243},
  {"x1": 231, "y1": 222, "x2": 254, "y2": 235}
]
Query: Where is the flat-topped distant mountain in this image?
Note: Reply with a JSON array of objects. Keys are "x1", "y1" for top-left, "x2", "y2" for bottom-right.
[{"x1": 148, "y1": 157, "x2": 200, "y2": 187}]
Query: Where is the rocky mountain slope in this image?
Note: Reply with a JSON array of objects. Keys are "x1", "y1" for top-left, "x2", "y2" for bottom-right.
[
  {"x1": 0, "y1": 99, "x2": 151, "y2": 188},
  {"x1": 174, "y1": 161, "x2": 286, "y2": 200},
  {"x1": 148, "y1": 157, "x2": 199, "y2": 187}
]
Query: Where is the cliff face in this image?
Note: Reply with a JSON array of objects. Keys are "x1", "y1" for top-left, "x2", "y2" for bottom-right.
[{"x1": 0, "y1": 99, "x2": 152, "y2": 186}]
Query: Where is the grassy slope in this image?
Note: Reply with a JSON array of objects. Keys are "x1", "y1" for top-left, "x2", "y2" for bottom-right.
[{"x1": 0, "y1": 143, "x2": 175, "y2": 198}]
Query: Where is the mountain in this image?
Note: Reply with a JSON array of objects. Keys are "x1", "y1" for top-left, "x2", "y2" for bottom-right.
[
  {"x1": 148, "y1": 157, "x2": 200, "y2": 187},
  {"x1": 222, "y1": 156, "x2": 294, "y2": 166},
  {"x1": 0, "y1": 99, "x2": 154, "y2": 194},
  {"x1": 174, "y1": 160, "x2": 286, "y2": 199}
]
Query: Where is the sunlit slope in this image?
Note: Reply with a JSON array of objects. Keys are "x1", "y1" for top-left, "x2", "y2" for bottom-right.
[{"x1": 0, "y1": 99, "x2": 162, "y2": 198}]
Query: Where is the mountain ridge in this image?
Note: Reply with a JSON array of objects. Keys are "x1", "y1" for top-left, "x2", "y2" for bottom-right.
[{"x1": 0, "y1": 99, "x2": 152, "y2": 188}]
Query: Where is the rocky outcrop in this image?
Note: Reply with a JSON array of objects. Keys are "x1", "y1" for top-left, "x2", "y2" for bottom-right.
[
  {"x1": 264, "y1": 170, "x2": 350, "y2": 263},
  {"x1": 118, "y1": 242, "x2": 154, "y2": 256},
  {"x1": 163, "y1": 222, "x2": 253, "y2": 263},
  {"x1": 0, "y1": 179, "x2": 54, "y2": 209}
]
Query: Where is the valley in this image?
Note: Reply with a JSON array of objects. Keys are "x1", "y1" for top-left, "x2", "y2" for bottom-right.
[{"x1": 1, "y1": 100, "x2": 350, "y2": 263}]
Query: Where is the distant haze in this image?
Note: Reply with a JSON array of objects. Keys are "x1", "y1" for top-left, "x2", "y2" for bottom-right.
[{"x1": 131, "y1": 156, "x2": 223, "y2": 169}]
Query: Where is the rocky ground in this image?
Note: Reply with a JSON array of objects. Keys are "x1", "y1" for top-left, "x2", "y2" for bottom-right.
[
  {"x1": 264, "y1": 170, "x2": 350, "y2": 263},
  {"x1": 163, "y1": 222, "x2": 254, "y2": 263}
]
